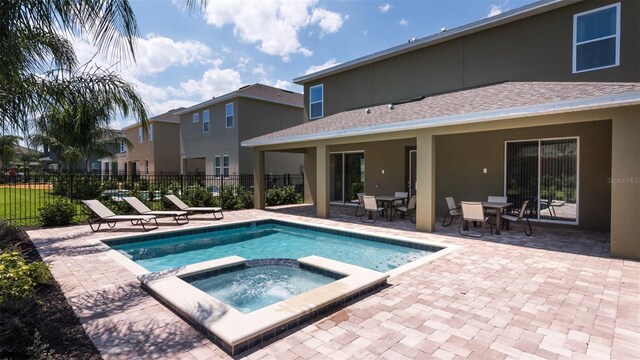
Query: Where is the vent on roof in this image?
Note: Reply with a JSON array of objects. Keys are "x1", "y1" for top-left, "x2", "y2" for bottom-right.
[
  {"x1": 365, "y1": 108, "x2": 371, "y2": 114},
  {"x1": 388, "y1": 104, "x2": 394, "y2": 110},
  {"x1": 391, "y1": 95, "x2": 425, "y2": 106},
  {"x1": 281, "y1": 89, "x2": 294, "y2": 94},
  {"x1": 238, "y1": 85, "x2": 251, "y2": 90}
]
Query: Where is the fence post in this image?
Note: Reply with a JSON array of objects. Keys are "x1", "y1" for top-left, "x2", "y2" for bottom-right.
[{"x1": 180, "y1": 174, "x2": 184, "y2": 195}]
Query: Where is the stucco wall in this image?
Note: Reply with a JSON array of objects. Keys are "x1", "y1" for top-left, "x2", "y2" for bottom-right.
[
  {"x1": 302, "y1": 0, "x2": 639, "y2": 119},
  {"x1": 434, "y1": 120, "x2": 612, "y2": 231}
]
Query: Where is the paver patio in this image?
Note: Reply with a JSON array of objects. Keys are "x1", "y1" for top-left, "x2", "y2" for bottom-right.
[{"x1": 27, "y1": 204, "x2": 640, "y2": 359}]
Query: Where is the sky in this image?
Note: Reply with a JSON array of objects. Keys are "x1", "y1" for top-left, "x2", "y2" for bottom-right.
[{"x1": 72, "y1": 0, "x2": 539, "y2": 129}]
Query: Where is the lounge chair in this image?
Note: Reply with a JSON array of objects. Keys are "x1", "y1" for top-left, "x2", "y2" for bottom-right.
[
  {"x1": 443, "y1": 196, "x2": 461, "y2": 227},
  {"x1": 81, "y1": 199, "x2": 158, "y2": 232},
  {"x1": 395, "y1": 195, "x2": 416, "y2": 223},
  {"x1": 164, "y1": 194, "x2": 224, "y2": 220},
  {"x1": 458, "y1": 201, "x2": 493, "y2": 238},
  {"x1": 123, "y1": 197, "x2": 189, "y2": 225},
  {"x1": 501, "y1": 200, "x2": 532, "y2": 236},
  {"x1": 360, "y1": 195, "x2": 384, "y2": 223}
]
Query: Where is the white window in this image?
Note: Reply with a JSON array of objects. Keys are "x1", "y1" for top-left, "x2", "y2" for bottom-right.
[
  {"x1": 573, "y1": 3, "x2": 620, "y2": 73},
  {"x1": 148, "y1": 124, "x2": 153, "y2": 142},
  {"x1": 223, "y1": 155, "x2": 230, "y2": 177},
  {"x1": 145, "y1": 160, "x2": 149, "y2": 175},
  {"x1": 309, "y1": 84, "x2": 323, "y2": 119},
  {"x1": 214, "y1": 155, "x2": 221, "y2": 177},
  {"x1": 192, "y1": 113, "x2": 199, "y2": 122},
  {"x1": 138, "y1": 127, "x2": 143, "y2": 143},
  {"x1": 203, "y1": 110, "x2": 210, "y2": 133},
  {"x1": 225, "y1": 103, "x2": 234, "y2": 128}
]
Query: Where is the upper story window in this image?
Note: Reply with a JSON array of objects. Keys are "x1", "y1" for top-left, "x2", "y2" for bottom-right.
[
  {"x1": 573, "y1": 3, "x2": 620, "y2": 73},
  {"x1": 120, "y1": 141, "x2": 126, "y2": 153},
  {"x1": 309, "y1": 84, "x2": 323, "y2": 119},
  {"x1": 138, "y1": 127, "x2": 143, "y2": 143},
  {"x1": 203, "y1": 110, "x2": 210, "y2": 133},
  {"x1": 192, "y1": 112, "x2": 199, "y2": 122},
  {"x1": 148, "y1": 124, "x2": 153, "y2": 142},
  {"x1": 225, "y1": 103, "x2": 234, "y2": 128}
]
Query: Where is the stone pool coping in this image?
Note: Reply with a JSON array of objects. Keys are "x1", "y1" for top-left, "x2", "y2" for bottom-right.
[{"x1": 138, "y1": 255, "x2": 389, "y2": 355}]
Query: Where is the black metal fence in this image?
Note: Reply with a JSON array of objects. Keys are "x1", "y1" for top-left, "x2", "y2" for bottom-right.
[{"x1": 0, "y1": 172, "x2": 304, "y2": 226}]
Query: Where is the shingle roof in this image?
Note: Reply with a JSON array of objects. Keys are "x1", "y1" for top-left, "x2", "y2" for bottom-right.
[
  {"x1": 174, "y1": 84, "x2": 303, "y2": 115},
  {"x1": 243, "y1": 82, "x2": 640, "y2": 147}
]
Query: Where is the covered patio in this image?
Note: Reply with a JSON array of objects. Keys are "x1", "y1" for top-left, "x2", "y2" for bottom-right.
[{"x1": 245, "y1": 82, "x2": 640, "y2": 260}]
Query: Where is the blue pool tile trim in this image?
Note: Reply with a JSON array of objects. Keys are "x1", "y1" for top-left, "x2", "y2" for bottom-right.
[{"x1": 102, "y1": 218, "x2": 443, "y2": 253}]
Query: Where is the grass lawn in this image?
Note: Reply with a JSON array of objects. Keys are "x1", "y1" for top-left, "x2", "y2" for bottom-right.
[{"x1": 0, "y1": 188, "x2": 86, "y2": 226}]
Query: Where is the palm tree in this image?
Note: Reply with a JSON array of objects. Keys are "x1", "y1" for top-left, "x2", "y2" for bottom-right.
[
  {"x1": 0, "y1": 0, "x2": 148, "y2": 132},
  {"x1": 0, "y1": 135, "x2": 23, "y2": 170}
]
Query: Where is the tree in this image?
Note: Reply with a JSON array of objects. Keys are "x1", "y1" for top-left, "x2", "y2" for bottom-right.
[
  {"x1": 0, "y1": 135, "x2": 22, "y2": 170},
  {"x1": 0, "y1": 0, "x2": 148, "y2": 132}
]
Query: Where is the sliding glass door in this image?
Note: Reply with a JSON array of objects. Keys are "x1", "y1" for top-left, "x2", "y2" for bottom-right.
[
  {"x1": 330, "y1": 152, "x2": 365, "y2": 203},
  {"x1": 505, "y1": 138, "x2": 578, "y2": 223}
]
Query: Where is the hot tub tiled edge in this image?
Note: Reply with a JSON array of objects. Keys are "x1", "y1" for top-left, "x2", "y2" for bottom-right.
[{"x1": 138, "y1": 255, "x2": 389, "y2": 356}]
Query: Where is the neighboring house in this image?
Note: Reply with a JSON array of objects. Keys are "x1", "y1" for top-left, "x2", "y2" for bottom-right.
[
  {"x1": 40, "y1": 144, "x2": 106, "y2": 173},
  {"x1": 111, "y1": 109, "x2": 183, "y2": 175},
  {"x1": 244, "y1": 0, "x2": 640, "y2": 259},
  {"x1": 176, "y1": 84, "x2": 304, "y2": 176}
]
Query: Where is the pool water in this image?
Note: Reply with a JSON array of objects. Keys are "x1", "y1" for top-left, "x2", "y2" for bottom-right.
[
  {"x1": 188, "y1": 264, "x2": 339, "y2": 313},
  {"x1": 111, "y1": 222, "x2": 434, "y2": 272}
]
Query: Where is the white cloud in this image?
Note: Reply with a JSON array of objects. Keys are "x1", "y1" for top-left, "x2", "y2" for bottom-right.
[
  {"x1": 304, "y1": 58, "x2": 340, "y2": 75},
  {"x1": 379, "y1": 3, "x2": 391, "y2": 13},
  {"x1": 310, "y1": 8, "x2": 346, "y2": 37},
  {"x1": 201, "y1": 0, "x2": 345, "y2": 59},
  {"x1": 262, "y1": 79, "x2": 293, "y2": 90},
  {"x1": 179, "y1": 67, "x2": 243, "y2": 100},
  {"x1": 487, "y1": 4, "x2": 504, "y2": 17},
  {"x1": 251, "y1": 64, "x2": 268, "y2": 77},
  {"x1": 399, "y1": 18, "x2": 408, "y2": 26}
]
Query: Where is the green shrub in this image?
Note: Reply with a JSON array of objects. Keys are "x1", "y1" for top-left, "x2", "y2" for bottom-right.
[
  {"x1": 265, "y1": 185, "x2": 302, "y2": 206},
  {"x1": 0, "y1": 251, "x2": 50, "y2": 305},
  {"x1": 0, "y1": 221, "x2": 24, "y2": 249},
  {"x1": 218, "y1": 185, "x2": 254, "y2": 210},
  {"x1": 181, "y1": 186, "x2": 216, "y2": 207},
  {"x1": 38, "y1": 199, "x2": 76, "y2": 227}
]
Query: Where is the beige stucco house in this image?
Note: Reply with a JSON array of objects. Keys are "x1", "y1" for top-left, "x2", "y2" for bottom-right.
[
  {"x1": 244, "y1": 0, "x2": 640, "y2": 259},
  {"x1": 108, "y1": 109, "x2": 182, "y2": 175},
  {"x1": 176, "y1": 84, "x2": 304, "y2": 176}
]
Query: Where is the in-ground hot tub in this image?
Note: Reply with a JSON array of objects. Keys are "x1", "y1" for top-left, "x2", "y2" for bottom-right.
[{"x1": 139, "y1": 256, "x2": 388, "y2": 355}]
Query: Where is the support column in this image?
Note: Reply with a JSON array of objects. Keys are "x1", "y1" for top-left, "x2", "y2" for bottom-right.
[
  {"x1": 304, "y1": 147, "x2": 317, "y2": 204},
  {"x1": 416, "y1": 132, "x2": 436, "y2": 232},
  {"x1": 316, "y1": 144, "x2": 330, "y2": 218},
  {"x1": 611, "y1": 109, "x2": 640, "y2": 260},
  {"x1": 253, "y1": 149, "x2": 265, "y2": 210}
]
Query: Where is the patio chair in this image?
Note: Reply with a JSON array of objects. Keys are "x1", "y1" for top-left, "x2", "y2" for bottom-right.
[
  {"x1": 443, "y1": 196, "x2": 461, "y2": 227},
  {"x1": 501, "y1": 200, "x2": 532, "y2": 236},
  {"x1": 395, "y1": 195, "x2": 416, "y2": 223},
  {"x1": 354, "y1": 192, "x2": 366, "y2": 217},
  {"x1": 394, "y1": 191, "x2": 409, "y2": 207},
  {"x1": 164, "y1": 194, "x2": 224, "y2": 220},
  {"x1": 123, "y1": 197, "x2": 189, "y2": 225},
  {"x1": 486, "y1": 195, "x2": 508, "y2": 222},
  {"x1": 360, "y1": 195, "x2": 385, "y2": 223},
  {"x1": 81, "y1": 199, "x2": 158, "y2": 232},
  {"x1": 458, "y1": 201, "x2": 493, "y2": 238}
]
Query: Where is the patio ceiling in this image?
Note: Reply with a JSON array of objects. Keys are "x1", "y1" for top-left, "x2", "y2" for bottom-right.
[{"x1": 242, "y1": 82, "x2": 640, "y2": 147}]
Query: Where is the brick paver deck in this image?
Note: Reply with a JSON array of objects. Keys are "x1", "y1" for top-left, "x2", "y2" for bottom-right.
[{"x1": 27, "y1": 205, "x2": 640, "y2": 359}]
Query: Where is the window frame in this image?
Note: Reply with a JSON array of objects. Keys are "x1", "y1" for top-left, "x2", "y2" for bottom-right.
[
  {"x1": 225, "y1": 103, "x2": 234, "y2": 128},
  {"x1": 222, "y1": 155, "x2": 230, "y2": 178},
  {"x1": 214, "y1": 155, "x2": 221, "y2": 177},
  {"x1": 203, "y1": 110, "x2": 210, "y2": 133},
  {"x1": 572, "y1": 2, "x2": 621, "y2": 74},
  {"x1": 148, "y1": 124, "x2": 153, "y2": 142},
  {"x1": 120, "y1": 141, "x2": 126, "y2": 153},
  {"x1": 192, "y1": 113, "x2": 199, "y2": 123},
  {"x1": 309, "y1": 84, "x2": 324, "y2": 119},
  {"x1": 138, "y1": 127, "x2": 143, "y2": 144}
]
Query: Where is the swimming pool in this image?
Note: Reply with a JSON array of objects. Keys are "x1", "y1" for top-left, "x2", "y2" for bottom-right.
[{"x1": 107, "y1": 220, "x2": 441, "y2": 272}]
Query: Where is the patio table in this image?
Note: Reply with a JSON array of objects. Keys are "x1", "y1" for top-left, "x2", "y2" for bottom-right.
[{"x1": 376, "y1": 195, "x2": 406, "y2": 221}]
